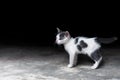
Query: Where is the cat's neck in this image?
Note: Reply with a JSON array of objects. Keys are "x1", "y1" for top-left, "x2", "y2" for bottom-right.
[{"x1": 63, "y1": 37, "x2": 74, "y2": 46}]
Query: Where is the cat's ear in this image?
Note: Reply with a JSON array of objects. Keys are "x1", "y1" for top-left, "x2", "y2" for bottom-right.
[
  {"x1": 56, "y1": 27, "x2": 61, "y2": 33},
  {"x1": 65, "y1": 31, "x2": 69, "y2": 37}
]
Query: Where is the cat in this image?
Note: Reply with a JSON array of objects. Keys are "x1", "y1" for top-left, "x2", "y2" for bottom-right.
[{"x1": 55, "y1": 28, "x2": 117, "y2": 69}]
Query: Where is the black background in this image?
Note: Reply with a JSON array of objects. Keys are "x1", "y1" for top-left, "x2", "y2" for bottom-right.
[{"x1": 0, "y1": 3, "x2": 119, "y2": 47}]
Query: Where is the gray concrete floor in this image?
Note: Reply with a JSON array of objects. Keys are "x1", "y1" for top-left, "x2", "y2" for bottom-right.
[{"x1": 0, "y1": 45, "x2": 120, "y2": 80}]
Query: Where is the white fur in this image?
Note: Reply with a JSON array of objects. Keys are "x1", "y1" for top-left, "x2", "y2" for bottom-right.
[
  {"x1": 63, "y1": 37, "x2": 101, "y2": 69},
  {"x1": 75, "y1": 37, "x2": 101, "y2": 55},
  {"x1": 91, "y1": 57, "x2": 102, "y2": 69},
  {"x1": 56, "y1": 30, "x2": 102, "y2": 69}
]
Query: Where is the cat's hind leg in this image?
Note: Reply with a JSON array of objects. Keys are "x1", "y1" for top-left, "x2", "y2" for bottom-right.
[
  {"x1": 91, "y1": 57, "x2": 102, "y2": 69},
  {"x1": 89, "y1": 50, "x2": 102, "y2": 69}
]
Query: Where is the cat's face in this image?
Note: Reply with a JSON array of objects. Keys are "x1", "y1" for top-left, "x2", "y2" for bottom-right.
[{"x1": 55, "y1": 28, "x2": 71, "y2": 45}]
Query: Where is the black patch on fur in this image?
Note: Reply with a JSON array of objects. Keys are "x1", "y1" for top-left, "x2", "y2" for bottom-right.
[
  {"x1": 90, "y1": 50, "x2": 102, "y2": 61},
  {"x1": 80, "y1": 40, "x2": 88, "y2": 48},
  {"x1": 59, "y1": 32, "x2": 65, "y2": 40},
  {"x1": 75, "y1": 37, "x2": 79, "y2": 44},
  {"x1": 77, "y1": 45, "x2": 82, "y2": 51}
]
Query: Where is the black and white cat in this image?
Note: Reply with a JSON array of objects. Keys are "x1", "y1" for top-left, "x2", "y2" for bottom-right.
[{"x1": 55, "y1": 28, "x2": 117, "y2": 69}]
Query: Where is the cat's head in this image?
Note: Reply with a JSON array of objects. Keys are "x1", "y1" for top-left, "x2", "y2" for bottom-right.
[{"x1": 55, "y1": 28, "x2": 71, "y2": 45}]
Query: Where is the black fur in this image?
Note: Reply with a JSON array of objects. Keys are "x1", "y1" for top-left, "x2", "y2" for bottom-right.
[
  {"x1": 95, "y1": 37, "x2": 117, "y2": 44},
  {"x1": 77, "y1": 40, "x2": 88, "y2": 51},
  {"x1": 90, "y1": 50, "x2": 102, "y2": 61},
  {"x1": 59, "y1": 32, "x2": 65, "y2": 40},
  {"x1": 80, "y1": 40, "x2": 88, "y2": 48},
  {"x1": 77, "y1": 45, "x2": 82, "y2": 51},
  {"x1": 75, "y1": 37, "x2": 79, "y2": 44}
]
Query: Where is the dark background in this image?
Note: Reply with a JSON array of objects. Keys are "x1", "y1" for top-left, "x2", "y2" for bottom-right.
[{"x1": 0, "y1": 4, "x2": 119, "y2": 47}]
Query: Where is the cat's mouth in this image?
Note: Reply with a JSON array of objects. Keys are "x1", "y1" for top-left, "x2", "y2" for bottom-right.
[{"x1": 55, "y1": 40, "x2": 62, "y2": 45}]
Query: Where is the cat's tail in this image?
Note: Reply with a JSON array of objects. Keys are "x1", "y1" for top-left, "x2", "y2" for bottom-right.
[{"x1": 96, "y1": 37, "x2": 118, "y2": 44}]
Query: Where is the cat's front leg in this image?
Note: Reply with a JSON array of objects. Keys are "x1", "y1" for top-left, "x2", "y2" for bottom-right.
[
  {"x1": 67, "y1": 64, "x2": 73, "y2": 68},
  {"x1": 67, "y1": 53, "x2": 77, "y2": 68}
]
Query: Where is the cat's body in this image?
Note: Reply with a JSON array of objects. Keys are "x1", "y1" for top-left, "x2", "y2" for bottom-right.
[
  {"x1": 64, "y1": 37, "x2": 100, "y2": 56},
  {"x1": 55, "y1": 28, "x2": 117, "y2": 69}
]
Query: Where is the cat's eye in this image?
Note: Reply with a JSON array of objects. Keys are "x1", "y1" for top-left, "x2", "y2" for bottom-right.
[{"x1": 59, "y1": 33, "x2": 65, "y2": 40}]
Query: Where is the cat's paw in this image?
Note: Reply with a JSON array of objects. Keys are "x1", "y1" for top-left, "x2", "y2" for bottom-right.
[
  {"x1": 91, "y1": 63, "x2": 99, "y2": 69},
  {"x1": 67, "y1": 64, "x2": 73, "y2": 68},
  {"x1": 91, "y1": 65, "x2": 97, "y2": 69}
]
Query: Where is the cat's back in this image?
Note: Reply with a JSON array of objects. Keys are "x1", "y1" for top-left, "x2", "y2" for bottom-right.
[
  {"x1": 74, "y1": 36, "x2": 97, "y2": 48},
  {"x1": 75, "y1": 36, "x2": 101, "y2": 53},
  {"x1": 75, "y1": 36, "x2": 95, "y2": 41}
]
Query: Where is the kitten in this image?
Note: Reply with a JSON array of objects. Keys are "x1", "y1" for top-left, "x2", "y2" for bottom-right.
[{"x1": 55, "y1": 28, "x2": 117, "y2": 69}]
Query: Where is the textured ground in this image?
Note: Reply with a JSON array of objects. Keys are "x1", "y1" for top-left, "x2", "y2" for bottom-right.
[{"x1": 0, "y1": 45, "x2": 120, "y2": 80}]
